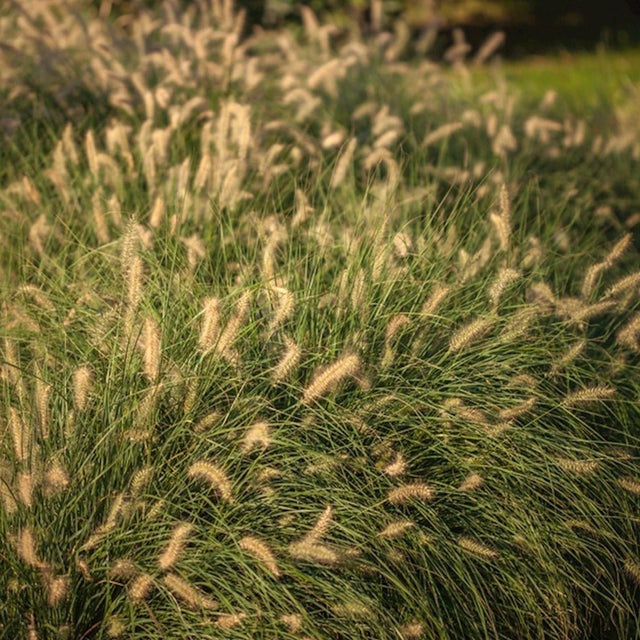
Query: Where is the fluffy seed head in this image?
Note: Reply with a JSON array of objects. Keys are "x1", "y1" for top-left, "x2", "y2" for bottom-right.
[
  {"x1": 109, "y1": 558, "x2": 137, "y2": 579},
  {"x1": 271, "y1": 336, "x2": 301, "y2": 384},
  {"x1": 158, "y1": 522, "x2": 194, "y2": 571},
  {"x1": 330, "y1": 137, "x2": 357, "y2": 189},
  {"x1": 35, "y1": 379, "x2": 51, "y2": 439},
  {"x1": 163, "y1": 573, "x2": 217, "y2": 610},
  {"x1": 457, "y1": 536, "x2": 499, "y2": 559},
  {"x1": 215, "y1": 613, "x2": 247, "y2": 629},
  {"x1": 288, "y1": 541, "x2": 338, "y2": 564},
  {"x1": 17, "y1": 471, "x2": 34, "y2": 507},
  {"x1": 387, "y1": 482, "x2": 434, "y2": 504},
  {"x1": 624, "y1": 558, "x2": 640, "y2": 585},
  {"x1": 303, "y1": 505, "x2": 333, "y2": 544},
  {"x1": 302, "y1": 353, "x2": 361, "y2": 403},
  {"x1": 379, "y1": 520, "x2": 415, "y2": 537},
  {"x1": 555, "y1": 458, "x2": 599, "y2": 474},
  {"x1": 618, "y1": 477, "x2": 640, "y2": 495},
  {"x1": 193, "y1": 411, "x2": 221, "y2": 434},
  {"x1": 383, "y1": 453, "x2": 406, "y2": 477},
  {"x1": 458, "y1": 472, "x2": 483, "y2": 491},
  {"x1": 17, "y1": 528, "x2": 48, "y2": 569},
  {"x1": 130, "y1": 466, "x2": 153, "y2": 495},
  {"x1": 280, "y1": 614, "x2": 303, "y2": 633},
  {"x1": 73, "y1": 366, "x2": 92, "y2": 411},
  {"x1": 498, "y1": 397, "x2": 536, "y2": 420},
  {"x1": 488, "y1": 268, "x2": 520, "y2": 306},
  {"x1": 142, "y1": 317, "x2": 161, "y2": 381},
  {"x1": 422, "y1": 122, "x2": 463, "y2": 147},
  {"x1": 421, "y1": 284, "x2": 450, "y2": 317},
  {"x1": 449, "y1": 318, "x2": 492, "y2": 352},
  {"x1": 563, "y1": 386, "x2": 615, "y2": 405},
  {"x1": 43, "y1": 572, "x2": 69, "y2": 607},
  {"x1": 127, "y1": 255, "x2": 143, "y2": 312},
  {"x1": 239, "y1": 535, "x2": 280, "y2": 577},
  {"x1": 241, "y1": 421, "x2": 271, "y2": 453},
  {"x1": 128, "y1": 574, "x2": 154, "y2": 602},
  {"x1": 9, "y1": 406, "x2": 28, "y2": 463},
  {"x1": 399, "y1": 622, "x2": 425, "y2": 638},
  {"x1": 188, "y1": 461, "x2": 234, "y2": 503}
]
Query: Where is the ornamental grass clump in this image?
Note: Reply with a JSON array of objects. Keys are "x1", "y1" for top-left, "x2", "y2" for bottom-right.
[{"x1": 0, "y1": 1, "x2": 639, "y2": 639}]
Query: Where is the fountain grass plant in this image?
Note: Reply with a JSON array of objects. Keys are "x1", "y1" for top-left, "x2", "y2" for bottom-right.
[{"x1": 1, "y1": 1, "x2": 639, "y2": 639}]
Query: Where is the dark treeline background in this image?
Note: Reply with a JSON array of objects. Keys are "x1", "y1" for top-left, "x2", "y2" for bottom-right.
[{"x1": 98, "y1": 0, "x2": 640, "y2": 56}]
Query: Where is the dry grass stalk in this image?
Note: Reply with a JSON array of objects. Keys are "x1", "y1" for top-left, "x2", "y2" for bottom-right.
[
  {"x1": 241, "y1": 421, "x2": 271, "y2": 453},
  {"x1": 158, "y1": 522, "x2": 194, "y2": 571},
  {"x1": 449, "y1": 318, "x2": 492, "y2": 352},
  {"x1": 92, "y1": 192, "x2": 110, "y2": 244},
  {"x1": 163, "y1": 573, "x2": 217, "y2": 610},
  {"x1": 302, "y1": 353, "x2": 361, "y2": 403},
  {"x1": 387, "y1": 482, "x2": 434, "y2": 504},
  {"x1": 105, "y1": 492, "x2": 127, "y2": 530},
  {"x1": 188, "y1": 461, "x2": 234, "y2": 503},
  {"x1": 457, "y1": 536, "x2": 499, "y2": 559},
  {"x1": 239, "y1": 535, "x2": 280, "y2": 577},
  {"x1": 562, "y1": 386, "x2": 615, "y2": 405}
]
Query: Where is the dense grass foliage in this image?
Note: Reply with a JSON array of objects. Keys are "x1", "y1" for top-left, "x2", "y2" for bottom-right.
[{"x1": 1, "y1": 2, "x2": 640, "y2": 639}]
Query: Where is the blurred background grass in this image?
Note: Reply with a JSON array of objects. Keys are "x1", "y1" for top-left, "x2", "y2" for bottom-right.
[{"x1": 93, "y1": 0, "x2": 640, "y2": 55}]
